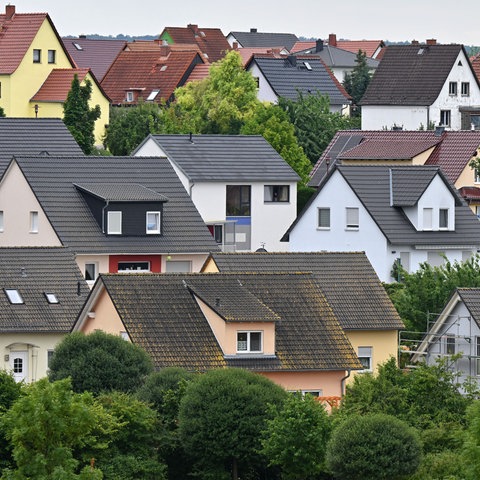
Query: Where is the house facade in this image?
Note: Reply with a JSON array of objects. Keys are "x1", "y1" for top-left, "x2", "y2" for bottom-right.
[
  {"x1": 134, "y1": 134, "x2": 299, "y2": 252},
  {"x1": 285, "y1": 165, "x2": 480, "y2": 283},
  {"x1": 361, "y1": 43, "x2": 480, "y2": 131}
]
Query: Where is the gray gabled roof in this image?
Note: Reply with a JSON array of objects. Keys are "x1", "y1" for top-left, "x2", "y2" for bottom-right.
[
  {"x1": 229, "y1": 31, "x2": 298, "y2": 50},
  {"x1": 0, "y1": 247, "x2": 89, "y2": 332},
  {"x1": 74, "y1": 183, "x2": 169, "y2": 202},
  {"x1": 0, "y1": 118, "x2": 82, "y2": 173},
  {"x1": 88, "y1": 272, "x2": 361, "y2": 372},
  {"x1": 249, "y1": 56, "x2": 350, "y2": 104},
  {"x1": 360, "y1": 44, "x2": 479, "y2": 106},
  {"x1": 390, "y1": 168, "x2": 438, "y2": 206},
  {"x1": 135, "y1": 134, "x2": 300, "y2": 182},
  {"x1": 12, "y1": 155, "x2": 219, "y2": 255},
  {"x1": 204, "y1": 251, "x2": 404, "y2": 331},
  {"x1": 457, "y1": 288, "x2": 480, "y2": 324}
]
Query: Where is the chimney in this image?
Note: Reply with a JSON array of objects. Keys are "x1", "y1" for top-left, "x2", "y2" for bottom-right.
[
  {"x1": 250, "y1": 28, "x2": 257, "y2": 33},
  {"x1": 5, "y1": 5, "x2": 15, "y2": 20},
  {"x1": 328, "y1": 33, "x2": 337, "y2": 47},
  {"x1": 79, "y1": 34, "x2": 87, "y2": 39},
  {"x1": 232, "y1": 41, "x2": 238, "y2": 51},
  {"x1": 316, "y1": 39, "x2": 324, "y2": 52},
  {"x1": 435, "y1": 126, "x2": 445, "y2": 136},
  {"x1": 411, "y1": 40, "x2": 419, "y2": 45},
  {"x1": 426, "y1": 38, "x2": 437, "y2": 45},
  {"x1": 287, "y1": 55, "x2": 297, "y2": 67},
  {"x1": 188, "y1": 24, "x2": 199, "y2": 34}
]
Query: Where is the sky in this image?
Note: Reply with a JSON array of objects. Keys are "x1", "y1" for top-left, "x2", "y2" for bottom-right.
[{"x1": 11, "y1": 0, "x2": 480, "y2": 46}]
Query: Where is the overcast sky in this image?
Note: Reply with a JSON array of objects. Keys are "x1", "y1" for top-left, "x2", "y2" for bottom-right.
[{"x1": 12, "y1": 0, "x2": 480, "y2": 45}]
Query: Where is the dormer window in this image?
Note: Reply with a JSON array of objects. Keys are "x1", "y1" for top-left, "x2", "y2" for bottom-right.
[
  {"x1": 126, "y1": 91, "x2": 134, "y2": 102},
  {"x1": 5, "y1": 289, "x2": 23, "y2": 304},
  {"x1": 146, "y1": 211, "x2": 161, "y2": 234},
  {"x1": 237, "y1": 331, "x2": 262, "y2": 353},
  {"x1": 107, "y1": 211, "x2": 122, "y2": 234}
]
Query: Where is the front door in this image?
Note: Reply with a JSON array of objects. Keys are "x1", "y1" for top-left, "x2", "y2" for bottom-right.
[{"x1": 10, "y1": 351, "x2": 28, "y2": 382}]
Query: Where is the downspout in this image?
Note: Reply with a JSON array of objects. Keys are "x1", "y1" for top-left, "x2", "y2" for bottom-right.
[
  {"x1": 189, "y1": 182, "x2": 195, "y2": 198},
  {"x1": 340, "y1": 368, "x2": 352, "y2": 396},
  {"x1": 426, "y1": 105, "x2": 430, "y2": 129},
  {"x1": 101, "y1": 200, "x2": 109, "y2": 233}
]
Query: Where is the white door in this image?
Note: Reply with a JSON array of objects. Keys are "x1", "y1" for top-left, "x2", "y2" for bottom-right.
[{"x1": 10, "y1": 351, "x2": 28, "y2": 382}]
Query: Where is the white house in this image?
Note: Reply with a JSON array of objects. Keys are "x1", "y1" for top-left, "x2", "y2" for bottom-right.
[
  {"x1": 134, "y1": 134, "x2": 300, "y2": 252},
  {"x1": 361, "y1": 43, "x2": 480, "y2": 131},
  {"x1": 283, "y1": 165, "x2": 480, "y2": 283}
]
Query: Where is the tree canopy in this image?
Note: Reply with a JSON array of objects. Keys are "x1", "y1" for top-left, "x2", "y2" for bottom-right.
[{"x1": 343, "y1": 50, "x2": 372, "y2": 116}]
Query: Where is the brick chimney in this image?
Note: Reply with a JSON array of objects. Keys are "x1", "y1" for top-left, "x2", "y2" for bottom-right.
[
  {"x1": 411, "y1": 40, "x2": 419, "y2": 45},
  {"x1": 426, "y1": 38, "x2": 437, "y2": 45},
  {"x1": 5, "y1": 5, "x2": 15, "y2": 21},
  {"x1": 232, "y1": 41, "x2": 238, "y2": 51},
  {"x1": 188, "y1": 24, "x2": 199, "y2": 35},
  {"x1": 328, "y1": 33, "x2": 337, "y2": 47}
]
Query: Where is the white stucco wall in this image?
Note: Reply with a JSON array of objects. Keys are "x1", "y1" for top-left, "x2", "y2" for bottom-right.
[
  {"x1": 361, "y1": 105, "x2": 429, "y2": 130},
  {"x1": 247, "y1": 62, "x2": 279, "y2": 103}
]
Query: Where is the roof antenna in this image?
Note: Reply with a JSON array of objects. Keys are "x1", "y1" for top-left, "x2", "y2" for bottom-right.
[{"x1": 189, "y1": 132, "x2": 193, "y2": 143}]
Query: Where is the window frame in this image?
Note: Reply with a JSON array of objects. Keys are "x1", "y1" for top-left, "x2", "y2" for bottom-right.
[
  {"x1": 85, "y1": 262, "x2": 97, "y2": 282},
  {"x1": 0, "y1": 210, "x2": 3, "y2": 232},
  {"x1": 423, "y1": 207, "x2": 433, "y2": 230},
  {"x1": 47, "y1": 49, "x2": 56, "y2": 64},
  {"x1": 440, "y1": 110, "x2": 451, "y2": 127},
  {"x1": 357, "y1": 346, "x2": 372, "y2": 372},
  {"x1": 236, "y1": 331, "x2": 263, "y2": 353},
  {"x1": 117, "y1": 261, "x2": 150, "y2": 272},
  {"x1": 44, "y1": 292, "x2": 59, "y2": 304},
  {"x1": 5, "y1": 289, "x2": 24, "y2": 304},
  {"x1": 345, "y1": 207, "x2": 359, "y2": 229},
  {"x1": 30, "y1": 211, "x2": 39, "y2": 233},
  {"x1": 439, "y1": 208, "x2": 449, "y2": 229},
  {"x1": 448, "y1": 81, "x2": 457, "y2": 95},
  {"x1": 146, "y1": 211, "x2": 161, "y2": 234},
  {"x1": 445, "y1": 335, "x2": 456, "y2": 355},
  {"x1": 107, "y1": 211, "x2": 122, "y2": 234},
  {"x1": 126, "y1": 91, "x2": 134, "y2": 102},
  {"x1": 33, "y1": 49, "x2": 41, "y2": 63},
  {"x1": 264, "y1": 185, "x2": 290, "y2": 203},
  {"x1": 226, "y1": 185, "x2": 251, "y2": 216},
  {"x1": 317, "y1": 207, "x2": 331, "y2": 229},
  {"x1": 461, "y1": 82, "x2": 470, "y2": 96}
]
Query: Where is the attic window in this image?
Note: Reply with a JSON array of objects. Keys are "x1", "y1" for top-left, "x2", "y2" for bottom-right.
[
  {"x1": 44, "y1": 292, "x2": 59, "y2": 304},
  {"x1": 417, "y1": 48, "x2": 425, "y2": 55},
  {"x1": 5, "y1": 289, "x2": 24, "y2": 304},
  {"x1": 147, "y1": 89, "x2": 160, "y2": 101},
  {"x1": 126, "y1": 91, "x2": 134, "y2": 102},
  {"x1": 458, "y1": 60, "x2": 463, "y2": 66},
  {"x1": 304, "y1": 61, "x2": 312, "y2": 70},
  {"x1": 73, "y1": 42, "x2": 83, "y2": 51}
]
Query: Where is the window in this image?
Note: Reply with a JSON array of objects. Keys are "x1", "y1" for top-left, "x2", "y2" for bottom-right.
[
  {"x1": 30, "y1": 211, "x2": 39, "y2": 233},
  {"x1": 317, "y1": 207, "x2": 330, "y2": 229},
  {"x1": 73, "y1": 42, "x2": 83, "y2": 51},
  {"x1": 0, "y1": 210, "x2": 3, "y2": 232},
  {"x1": 146, "y1": 211, "x2": 161, "y2": 234},
  {"x1": 85, "y1": 263, "x2": 97, "y2": 282},
  {"x1": 237, "y1": 331, "x2": 262, "y2": 353},
  {"x1": 461, "y1": 82, "x2": 470, "y2": 96},
  {"x1": 33, "y1": 49, "x2": 41, "y2": 63},
  {"x1": 345, "y1": 207, "x2": 359, "y2": 229},
  {"x1": 47, "y1": 350, "x2": 54, "y2": 369},
  {"x1": 126, "y1": 91, "x2": 134, "y2": 102},
  {"x1": 213, "y1": 224, "x2": 223, "y2": 244},
  {"x1": 146, "y1": 89, "x2": 160, "y2": 101},
  {"x1": 165, "y1": 260, "x2": 192, "y2": 273},
  {"x1": 120, "y1": 331, "x2": 129, "y2": 341},
  {"x1": 358, "y1": 347, "x2": 372, "y2": 371},
  {"x1": 44, "y1": 292, "x2": 59, "y2": 304},
  {"x1": 399, "y1": 252, "x2": 410, "y2": 273},
  {"x1": 439, "y1": 208, "x2": 449, "y2": 229},
  {"x1": 48, "y1": 49, "x2": 56, "y2": 64},
  {"x1": 5, "y1": 289, "x2": 24, "y2": 304},
  {"x1": 440, "y1": 110, "x2": 451, "y2": 127},
  {"x1": 226, "y1": 185, "x2": 251, "y2": 216},
  {"x1": 476, "y1": 337, "x2": 480, "y2": 375},
  {"x1": 475, "y1": 170, "x2": 480, "y2": 183},
  {"x1": 107, "y1": 211, "x2": 122, "y2": 234},
  {"x1": 445, "y1": 335, "x2": 455, "y2": 355},
  {"x1": 427, "y1": 251, "x2": 445, "y2": 267},
  {"x1": 423, "y1": 208, "x2": 433, "y2": 230},
  {"x1": 449, "y1": 81, "x2": 457, "y2": 95},
  {"x1": 118, "y1": 261, "x2": 150, "y2": 272},
  {"x1": 13, "y1": 358, "x2": 23, "y2": 373},
  {"x1": 264, "y1": 185, "x2": 289, "y2": 202}
]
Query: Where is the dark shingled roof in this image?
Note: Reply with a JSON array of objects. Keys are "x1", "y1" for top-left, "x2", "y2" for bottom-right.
[
  {"x1": 360, "y1": 44, "x2": 474, "y2": 106},
  {"x1": 457, "y1": 289, "x2": 480, "y2": 325},
  {"x1": 13, "y1": 155, "x2": 219, "y2": 255},
  {"x1": 136, "y1": 134, "x2": 300, "y2": 182},
  {"x1": 0, "y1": 118, "x2": 82, "y2": 173},
  {"x1": 0, "y1": 247, "x2": 89, "y2": 332},
  {"x1": 229, "y1": 31, "x2": 298, "y2": 51},
  {"x1": 74, "y1": 183, "x2": 169, "y2": 202},
  {"x1": 248, "y1": 56, "x2": 351, "y2": 104},
  {"x1": 97, "y1": 272, "x2": 362, "y2": 372},
  {"x1": 204, "y1": 251, "x2": 404, "y2": 331}
]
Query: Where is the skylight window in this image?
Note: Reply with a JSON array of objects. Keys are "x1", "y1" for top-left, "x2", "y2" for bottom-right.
[
  {"x1": 304, "y1": 61, "x2": 312, "y2": 70},
  {"x1": 160, "y1": 65, "x2": 168, "y2": 72},
  {"x1": 73, "y1": 42, "x2": 83, "y2": 51},
  {"x1": 5, "y1": 289, "x2": 24, "y2": 304},
  {"x1": 147, "y1": 89, "x2": 160, "y2": 101},
  {"x1": 44, "y1": 292, "x2": 59, "y2": 304}
]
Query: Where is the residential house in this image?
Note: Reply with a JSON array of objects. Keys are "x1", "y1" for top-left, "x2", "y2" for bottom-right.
[
  {"x1": 471, "y1": 52, "x2": 480, "y2": 85},
  {"x1": 133, "y1": 134, "x2": 300, "y2": 252},
  {"x1": 101, "y1": 43, "x2": 205, "y2": 105},
  {"x1": 159, "y1": 24, "x2": 230, "y2": 62},
  {"x1": 73, "y1": 272, "x2": 362, "y2": 397},
  {"x1": 245, "y1": 54, "x2": 351, "y2": 113},
  {"x1": 308, "y1": 129, "x2": 480, "y2": 215},
  {"x1": 0, "y1": 117, "x2": 82, "y2": 172},
  {"x1": 294, "y1": 39, "x2": 379, "y2": 83},
  {"x1": 202, "y1": 251, "x2": 404, "y2": 377},
  {"x1": 0, "y1": 247, "x2": 89, "y2": 382},
  {"x1": 0, "y1": 154, "x2": 219, "y2": 282},
  {"x1": 62, "y1": 36, "x2": 127, "y2": 81},
  {"x1": 410, "y1": 288, "x2": 480, "y2": 387},
  {"x1": 284, "y1": 164, "x2": 480, "y2": 283},
  {"x1": 227, "y1": 29, "x2": 298, "y2": 52},
  {"x1": 0, "y1": 5, "x2": 109, "y2": 145},
  {"x1": 360, "y1": 42, "x2": 480, "y2": 130}
]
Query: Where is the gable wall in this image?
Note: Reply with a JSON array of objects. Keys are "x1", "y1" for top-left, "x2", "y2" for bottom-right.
[
  {"x1": 454, "y1": 146, "x2": 480, "y2": 190},
  {"x1": 247, "y1": 62, "x2": 279, "y2": 103},
  {"x1": 361, "y1": 105, "x2": 429, "y2": 130}
]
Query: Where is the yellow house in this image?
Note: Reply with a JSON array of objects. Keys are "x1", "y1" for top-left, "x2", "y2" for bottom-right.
[
  {"x1": 201, "y1": 252, "x2": 404, "y2": 382},
  {"x1": 0, "y1": 5, "x2": 109, "y2": 145}
]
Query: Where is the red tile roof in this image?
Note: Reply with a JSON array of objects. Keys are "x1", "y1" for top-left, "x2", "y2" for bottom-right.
[
  {"x1": 458, "y1": 186, "x2": 480, "y2": 201},
  {"x1": 0, "y1": 7, "x2": 75, "y2": 74},
  {"x1": 291, "y1": 41, "x2": 315, "y2": 53},
  {"x1": 31, "y1": 68, "x2": 89, "y2": 102},
  {"x1": 471, "y1": 53, "x2": 480, "y2": 84},
  {"x1": 234, "y1": 46, "x2": 285, "y2": 65},
  {"x1": 161, "y1": 25, "x2": 231, "y2": 62},
  {"x1": 336, "y1": 40, "x2": 384, "y2": 58},
  {"x1": 101, "y1": 48, "x2": 204, "y2": 104},
  {"x1": 186, "y1": 63, "x2": 210, "y2": 82}
]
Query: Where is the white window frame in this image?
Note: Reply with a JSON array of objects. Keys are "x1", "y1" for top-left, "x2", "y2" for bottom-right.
[
  {"x1": 445, "y1": 335, "x2": 456, "y2": 355},
  {"x1": 0, "y1": 210, "x2": 3, "y2": 232},
  {"x1": 423, "y1": 207, "x2": 433, "y2": 230},
  {"x1": 439, "y1": 208, "x2": 449, "y2": 229},
  {"x1": 85, "y1": 262, "x2": 98, "y2": 283},
  {"x1": 317, "y1": 207, "x2": 330, "y2": 229},
  {"x1": 30, "y1": 211, "x2": 39, "y2": 233},
  {"x1": 461, "y1": 82, "x2": 470, "y2": 96},
  {"x1": 440, "y1": 110, "x2": 451, "y2": 127},
  {"x1": 5, "y1": 289, "x2": 24, "y2": 304},
  {"x1": 126, "y1": 91, "x2": 134, "y2": 102},
  {"x1": 345, "y1": 207, "x2": 359, "y2": 229},
  {"x1": 237, "y1": 331, "x2": 263, "y2": 353},
  {"x1": 44, "y1": 292, "x2": 59, "y2": 304},
  {"x1": 107, "y1": 211, "x2": 122, "y2": 234},
  {"x1": 358, "y1": 346, "x2": 372, "y2": 372},
  {"x1": 448, "y1": 81, "x2": 457, "y2": 95},
  {"x1": 146, "y1": 211, "x2": 161, "y2": 234}
]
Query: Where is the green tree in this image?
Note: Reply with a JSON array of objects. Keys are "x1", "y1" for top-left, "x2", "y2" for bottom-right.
[
  {"x1": 261, "y1": 393, "x2": 331, "y2": 479},
  {"x1": 178, "y1": 368, "x2": 287, "y2": 480},
  {"x1": 279, "y1": 92, "x2": 360, "y2": 163},
  {"x1": 326, "y1": 413, "x2": 422, "y2": 480},
  {"x1": 63, "y1": 74, "x2": 101, "y2": 155},
  {"x1": 1, "y1": 378, "x2": 113, "y2": 479},
  {"x1": 0, "y1": 107, "x2": 5, "y2": 117},
  {"x1": 462, "y1": 400, "x2": 480, "y2": 479},
  {"x1": 343, "y1": 50, "x2": 372, "y2": 116},
  {"x1": 104, "y1": 102, "x2": 166, "y2": 155},
  {"x1": 49, "y1": 331, "x2": 154, "y2": 395}
]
